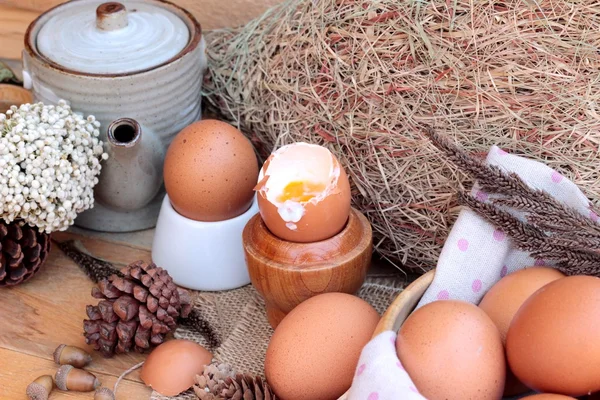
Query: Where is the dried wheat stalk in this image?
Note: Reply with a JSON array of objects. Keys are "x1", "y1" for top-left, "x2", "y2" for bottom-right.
[{"x1": 424, "y1": 127, "x2": 600, "y2": 276}]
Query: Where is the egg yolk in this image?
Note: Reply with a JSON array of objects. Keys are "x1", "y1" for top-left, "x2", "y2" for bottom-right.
[{"x1": 277, "y1": 181, "x2": 326, "y2": 203}]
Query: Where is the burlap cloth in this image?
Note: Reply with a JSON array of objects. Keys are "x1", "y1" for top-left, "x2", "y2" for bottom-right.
[{"x1": 151, "y1": 275, "x2": 408, "y2": 400}]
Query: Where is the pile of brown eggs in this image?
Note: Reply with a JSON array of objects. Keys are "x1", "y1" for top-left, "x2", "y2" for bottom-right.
[{"x1": 395, "y1": 267, "x2": 600, "y2": 400}]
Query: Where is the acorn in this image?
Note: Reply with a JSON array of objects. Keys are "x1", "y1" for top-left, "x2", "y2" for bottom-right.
[
  {"x1": 55, "y1": 365, "x2": 101, "y2": 392},
  {"x1": 53, "y1": 344, "x2": 93, "y2": 368},
  {"x1": 94, "y1": 387, "x2": 116, "y2": 400},
  {"x1": 26, "y1": 375, "x2": 54, "y2": 400}
]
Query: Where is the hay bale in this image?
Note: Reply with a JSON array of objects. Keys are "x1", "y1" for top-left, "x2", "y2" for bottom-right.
[{"x1": 202, "y1": 0, "x2": 600, "y2": 272}]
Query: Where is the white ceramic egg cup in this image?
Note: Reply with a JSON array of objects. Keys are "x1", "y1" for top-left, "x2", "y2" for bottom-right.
[{"x1": 151, "y1": 194, "x2": 259, "y2": 291}]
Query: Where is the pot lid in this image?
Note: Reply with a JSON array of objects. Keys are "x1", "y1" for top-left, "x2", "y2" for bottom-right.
[{"x1": 36, "y1": 1, "x2": 190, "y2": 75}]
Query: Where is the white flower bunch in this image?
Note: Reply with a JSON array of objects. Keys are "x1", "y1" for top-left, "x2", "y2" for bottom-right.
[{"x1": 0, "y1": 100, "x2": 108, "y2": 233}]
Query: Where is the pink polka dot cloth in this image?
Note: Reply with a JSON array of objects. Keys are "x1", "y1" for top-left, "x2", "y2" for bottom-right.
[
  {"x1": 347, "y1": 145, "x2": 594, "y2": 399},
  {"x1": 416, "y1": 145, "x2": 592, "y2": 308},
  {"x1": 346, "y1": 330, "x2": 426, "y2": 400}
]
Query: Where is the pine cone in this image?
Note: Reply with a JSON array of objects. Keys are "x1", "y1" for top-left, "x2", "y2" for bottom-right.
[
  {"x1": 83, "y1": 260, "x2": 192, "y2": 357},
  {"x1": 193, "y1": 362, "x2": 277, "y2": 400},
  {"x1": 0, "y1": 221, "x2": 50, "y2": 287}
]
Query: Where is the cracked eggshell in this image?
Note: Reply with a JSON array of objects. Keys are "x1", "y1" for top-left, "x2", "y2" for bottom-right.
[
  {"x1": 255, "y1": 142, "x2": 351, "y2": 243},
  {"x1": 140, "y1": 339, "x2": 213, "y2": 396}
]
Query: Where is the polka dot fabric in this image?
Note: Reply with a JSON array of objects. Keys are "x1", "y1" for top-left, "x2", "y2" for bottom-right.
[
  {"x1": 347, "y1": 146, "x2": 594, "y2": 399},
  {"x1": 347, "y1": 331, "x2": 426, "y2": 400},
  {"x1": 417, "y1": 145, "x2": 592, "y2": 308}
]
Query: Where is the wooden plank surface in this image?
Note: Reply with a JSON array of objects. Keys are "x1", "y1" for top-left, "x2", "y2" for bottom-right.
[
  {"x1": 0, "y1": 348, "x2": 148, "y2": 399},
  {"x1": 0, "y1": 230, "x2": 154, "y2": 399},
  {"x1": 0, "y1": 5, "x2": 38, "y2": 60},
  {"x1": 0, "y1": 0, "x2": 283, "y2": 60},
  {"x1": 0, "y1": 0, "x2": 62, "y2": 11}
]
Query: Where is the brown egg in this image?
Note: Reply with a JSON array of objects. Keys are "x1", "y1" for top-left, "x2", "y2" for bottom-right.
[
  {"x1": 520, "y1": 395, "x2": 577, "y2": 400},
  {"x1": 396, "y1": 300, "x2": 505, "y2": 400},
  {"x1": 163, "y1": 119, "x2": 259, "y2": 221},
  {"x1": 265, "y1": 292, "x2": 379, "y2": 400},
  {"x1": 255, "y1": 142, "x2": 351, "y2": 243},
  {"x1": 480, "y1": 267, "x2": 565, "y2": 344},
  {"x1": 506, "y1": 275, "x2": 600, "y2": 396},
  {"x1": 479, "y1": 267, "x2": 565, "y2": 396},
  {"x1": 140, "y1": 339, "x2": 213, "y2": 396}
]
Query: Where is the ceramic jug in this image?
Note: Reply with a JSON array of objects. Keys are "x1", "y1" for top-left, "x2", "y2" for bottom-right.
[{"x1": 21, "y1": 0, "x2": 207, "y2": 232}]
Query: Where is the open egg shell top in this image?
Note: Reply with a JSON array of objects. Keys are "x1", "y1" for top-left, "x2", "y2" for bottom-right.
[{"x1": 255, "y1": 142, "x2": 351, "y2": 243}]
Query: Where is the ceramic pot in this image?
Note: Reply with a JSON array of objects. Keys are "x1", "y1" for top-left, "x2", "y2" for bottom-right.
[{"x1": 22, "y1": 0, "x2": 207, "y2": 232}]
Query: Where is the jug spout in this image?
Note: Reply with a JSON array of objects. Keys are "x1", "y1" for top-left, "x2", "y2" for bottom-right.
[
  {"x1": 95, "y1": 118, "x2": 165, "y2": 212},
  {"x1": 108, "y1": 117, "x2": 142, "y2": 148}
]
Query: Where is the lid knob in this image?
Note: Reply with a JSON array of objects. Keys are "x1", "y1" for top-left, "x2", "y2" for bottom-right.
[{"x1": 96, "y1": 2, "x2": 128, "y2": 31}]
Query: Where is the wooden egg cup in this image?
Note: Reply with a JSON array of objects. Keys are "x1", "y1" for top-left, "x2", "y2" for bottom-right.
[{"x1": 242, "y1": 207, "x2": 373, "y2": 328}]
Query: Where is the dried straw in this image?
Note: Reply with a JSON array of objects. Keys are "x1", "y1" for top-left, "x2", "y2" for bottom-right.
[{"x1": 202, "y1": 0, "x2": 600, "y2": 272}]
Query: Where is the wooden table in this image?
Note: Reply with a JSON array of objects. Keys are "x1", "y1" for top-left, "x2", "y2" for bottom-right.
[
  {"x1": 0, "y1": 4, "x2": 38, "y2": 60},
  {"x1": 0, "y1": 226, "x2": 404, "y2": 400},
  {"x1": 0, "y1": 230, "x2": 155, "y2": 399}
]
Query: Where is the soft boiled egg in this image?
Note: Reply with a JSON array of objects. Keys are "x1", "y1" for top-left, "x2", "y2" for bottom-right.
[{"x1": 255, "y1": 142, "x2": 351, "y2": 243}]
